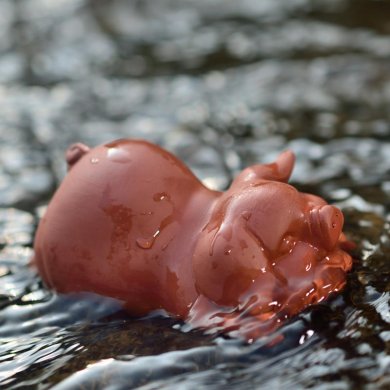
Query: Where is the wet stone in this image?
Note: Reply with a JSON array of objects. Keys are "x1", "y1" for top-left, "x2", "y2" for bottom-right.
[{"x1": 0, "y1": 0, "x2": 390, "y2": 389}]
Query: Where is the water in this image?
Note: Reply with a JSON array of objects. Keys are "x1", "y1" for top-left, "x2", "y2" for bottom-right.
[{"x1": 0, "y1": 0, "x2": 389, "y2": 388}]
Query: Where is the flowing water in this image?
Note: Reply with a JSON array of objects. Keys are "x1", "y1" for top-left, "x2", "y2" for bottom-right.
[{"x1": 0, "y1": 0, "x2": 389, "y2": 388}]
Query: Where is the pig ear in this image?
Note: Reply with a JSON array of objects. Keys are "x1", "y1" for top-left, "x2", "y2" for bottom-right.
[
  {"x1": 309, "y1": 205, "x2": 344, "y2": 251},
  {"x1": 274, "y1": 150, "x2": 295, "y2": 183},
  {"x1": 65, "y1": 143, "x2": 90, "y2": 170},
  {"x1": 231, "y1": 150, "x2": 295, "y2": 188}
]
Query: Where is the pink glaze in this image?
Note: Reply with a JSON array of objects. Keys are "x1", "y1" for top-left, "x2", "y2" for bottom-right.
[{"x1": 33, "y1": 139, "x2": 352, "y2": 340}]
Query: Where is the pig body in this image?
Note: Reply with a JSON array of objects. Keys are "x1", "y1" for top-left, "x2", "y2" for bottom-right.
[{"x1": 33, "y1": 139, "x2": 352, "y2": 340}]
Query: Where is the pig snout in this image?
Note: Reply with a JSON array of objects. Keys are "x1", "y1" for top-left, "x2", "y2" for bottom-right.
[{"x1": 309, "y1": 205, "x2": 344, "y2": 250}]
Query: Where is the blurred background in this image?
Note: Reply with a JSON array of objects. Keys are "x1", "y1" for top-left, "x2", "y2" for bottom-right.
[{"x1": 0, "y1": 1, "x2": 389, "y2": 389}]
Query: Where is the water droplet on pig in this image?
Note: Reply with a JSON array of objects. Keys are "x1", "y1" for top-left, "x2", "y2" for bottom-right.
[
  {"x1": 136, "y1": 237, "x2": 154, "y2": 249},
  {"x1": 90, "y1": 157, "x2": 99, "y2": 164},
  {"x1": 241, "y1": 211, "x2": 251, "y2": 221},
  {"x1": 136, "y1": 230, "x2": 160, "y2": 249},
  {"x1": 224, "y1": 248, "x2": 232, "y2": 255},
  {"x1": 153, "y1": 192, "x2": 169, "y2": 201}
]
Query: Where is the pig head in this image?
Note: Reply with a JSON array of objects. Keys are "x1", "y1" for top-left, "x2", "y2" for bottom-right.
[{"x1": 190, "y1": 151, "x2": 352, "y2": 339}]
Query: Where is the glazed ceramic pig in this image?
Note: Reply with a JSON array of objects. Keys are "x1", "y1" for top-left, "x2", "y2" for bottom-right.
[{"x1": 33, "y1": 139, "x2": 352, "y2": 340}]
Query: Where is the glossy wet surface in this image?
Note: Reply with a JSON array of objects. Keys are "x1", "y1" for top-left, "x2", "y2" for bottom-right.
[{"x1": 0, "y1": 0, "x2": 389, "y2": 388}]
